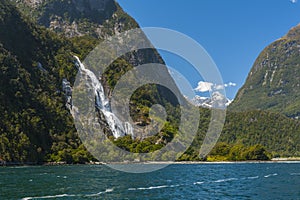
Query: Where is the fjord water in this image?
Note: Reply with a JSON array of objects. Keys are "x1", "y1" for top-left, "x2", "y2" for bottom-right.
[{"x1": 1, "y1": 163, "x2": 300, "y2": 200}]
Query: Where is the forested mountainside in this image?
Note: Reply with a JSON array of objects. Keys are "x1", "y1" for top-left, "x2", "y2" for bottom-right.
[
  {"x1": 230, "y1": 24, "x2": 300, "y2": 118},
  {"x1": 13, "y1": 0, "x2": 138, "y2": 38},
  {"x1": 0, "y1": 0, "x2": 299, "y2": 164},
  {"x1": 0, "y1": 0, "x2": 83, "y2": 163},
  {"x1": 0, "y1": 0, "x2": 180, "y2": 163},
  {"x1": 180, "y1": 108, "x2": 300, "y2": 161}
]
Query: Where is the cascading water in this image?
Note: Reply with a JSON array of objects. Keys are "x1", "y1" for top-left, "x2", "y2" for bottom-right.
[{"x1": 74, "y1": 56, "x2": 133, "y2": 138}]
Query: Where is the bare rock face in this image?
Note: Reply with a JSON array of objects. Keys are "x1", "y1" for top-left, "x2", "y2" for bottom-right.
[
  {"x1": 17, "y1": 0, "x2": 110, "y2": 10},
  {"x1": 17, "y1": 0, "x2": 43, "y2": 7},
  {"x1": 14, "y1": 0, "x2": 136, "y2": 38},
  {"x1": 13, "y1": 0, "x2": 173, "y2": 141},
  {"x1": 49, "y1": 16, "x2": 83, "y2": 38}
]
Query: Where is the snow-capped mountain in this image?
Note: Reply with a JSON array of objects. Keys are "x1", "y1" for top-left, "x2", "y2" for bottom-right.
[{"x1": 191, "y1": 93, "x2": 232, "y2": 108}]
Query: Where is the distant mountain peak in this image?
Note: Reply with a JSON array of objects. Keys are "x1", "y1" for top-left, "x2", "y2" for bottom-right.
[
  {"x1": 286, "y1": 23, "x2": 300, "y2": 39},
  {"x1": 190, "y1": 93, "x2": 232, "y2": 109}
]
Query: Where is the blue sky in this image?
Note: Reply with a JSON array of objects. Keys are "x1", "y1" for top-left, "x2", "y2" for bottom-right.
[{"x1": 117, "y1": 0, "x2": 300, "y2": 99}]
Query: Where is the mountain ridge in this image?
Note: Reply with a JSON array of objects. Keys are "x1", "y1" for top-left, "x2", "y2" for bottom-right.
[
  {"x1": 13, "y1": 0, "x2": 138, "y2": 38},
  {"x1": 0, "y1": 0, "x2": 182, "y2": 163},
  {"x1": 1, "y1": 0, "x2": 300, "y2": 164},
  {"x1": 230, "y1": 23, "x2": 300, "y2": 118}
]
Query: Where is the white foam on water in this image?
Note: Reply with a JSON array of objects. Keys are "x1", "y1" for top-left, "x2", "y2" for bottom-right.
[
  {"x1": 85, "y1": 188, "x2": 114, "y2": 197},
  {"x1": 170, "y1": 184, "x2": 180, "y2": 188},
  {"x1": 138, "y1": 185, "x2": 169, "y2": 190},
  {"x1": 247, "y1": 176, "x2": 259, "y2": 179},
  {"x1": 129, "y1": 184, "x2": 180, "y2": 191},
  {"x1": 128, "y1": 188, "x2": 137, "y2": 191},
  {"x1": 22, "y1": 188, "x2": 114, "y2": 199},
  {"x1": 214, "y1": 178, "x2": 238, "y2": 183},
  {"x1": 264, "y1": 173, "x2": 278, "y2": 178},
  {"x1": 193, "y1": 181, "x2": 204, "y2": 185},
  {"x1": 290, "y1": 173, "x2": 300, "y2": 176},
  {"x1": 21, "y1": 194, "x2": 76, "y2": 200},
  {"x1": 105, "y1": 188, "x2": 114, "y2": 192}
]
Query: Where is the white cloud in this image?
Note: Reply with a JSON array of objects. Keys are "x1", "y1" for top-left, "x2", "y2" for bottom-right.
[
  {"x1": 291, "y1": 0, "x2": 297, "y2": 3},
  {"x1": 194, "y1": 81, "x2": 213, "y2": 92},
  {"x1": 215, "y1": 84, "x2": 225, "y2": 90},
  {"x1": 225, "y1": 82, "x2": 237, "y2": 87},
  {"x1": 194, "y1": 81, "x2": 237, "y2": 92}
]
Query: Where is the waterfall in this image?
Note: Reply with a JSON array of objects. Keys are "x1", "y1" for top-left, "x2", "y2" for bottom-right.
[{"x1": 74, "y1": 56, "x2": 133, "y2": 138}]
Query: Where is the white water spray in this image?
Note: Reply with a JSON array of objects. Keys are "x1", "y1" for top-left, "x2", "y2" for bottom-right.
[{"x1": 74, "y1": 56, "x2": 133, "y2": 138}]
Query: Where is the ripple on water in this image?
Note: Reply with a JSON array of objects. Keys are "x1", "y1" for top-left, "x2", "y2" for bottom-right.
[
  {"x1": 128, "y1": 184, "x2": 180, "y2": 191},
  {"x1": 22, "y1": 188, "x2": 114, "y2": 199},
  {"x1": 22, "y1": 194, "x2": 76, "y2": 200},
  {"x1": 193, "y1": 181, "x2": 204, "y2": 185},
  {"x1": 247, "y1": 176, "x2": 259, "y2": 179},
  {"x1": 85, "y1": 188, "x2": 114, "y2": 197},
  {"x1": 264, "y1": 173, "x2": 278, "y2": 178},
  {"x1": 213, "y1": 178, "x2": 238, "y2": 183}
]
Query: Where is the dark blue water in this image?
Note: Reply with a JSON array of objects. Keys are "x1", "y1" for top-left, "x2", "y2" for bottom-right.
[{"x1": 1, "y1": 163, "x2": 300, "y2": 200}]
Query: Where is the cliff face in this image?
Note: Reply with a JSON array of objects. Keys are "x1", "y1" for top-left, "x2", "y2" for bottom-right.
[
  {"x1": 14, "y1": 0, "x2": 138, "y2": 38},
  {"x1": 0, "y1": 0, "x2": 182, "y2": 163},
  {"x1": 2, "y1": 0, "x2": 300, "y2": 162},
  {"x1": 230, "y1": 24, "x2": 300, "y2": 118}
]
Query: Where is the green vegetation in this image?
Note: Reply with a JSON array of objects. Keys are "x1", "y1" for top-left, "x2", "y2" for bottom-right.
[
  {"x1": 0, "y1": 0, "x2": 94, "y2": 164},
  {"x1": 206, "y1": 143, "x2": 271, "y2": 161},
  {"x1": 230, "y1": 24, "x2": 300, "y2": 118},
  {"x1": 1, "y1": 0, "x2": 300, "y2": 164},
  {"x1": 0, "y1": 0, "x2": 179, "y2": 163},
  {"x1": 13, "y1": 0, "x2": 139, "y2": 39},
  {"x1": 178, "y1": 108, "x2": 300, "y2": 161}
]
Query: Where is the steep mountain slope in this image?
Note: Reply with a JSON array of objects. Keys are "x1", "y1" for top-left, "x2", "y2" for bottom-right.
[
  {"x1": 0, "y1": 0, "x2": 181, "y2": 163},
  {"x1": 13, "y1": 0, "x2": 138, "y2": 38},
  {"x1": 230, "y1": 24, "x2": 300, "y2": 118},
  {"x1": 0, "y1": 0, "x2": 85, "y2": 163},
  {"x1": 180, "y1": 108, "x2": 300, "y2": 160},
  {"x1": 2, "y1": 0, "x2": 300, "y2": 164}
]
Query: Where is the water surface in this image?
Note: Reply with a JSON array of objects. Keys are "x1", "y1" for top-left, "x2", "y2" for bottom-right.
[{"x1": 1, "y1": 163, "x2": 300, "y2": 199}]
